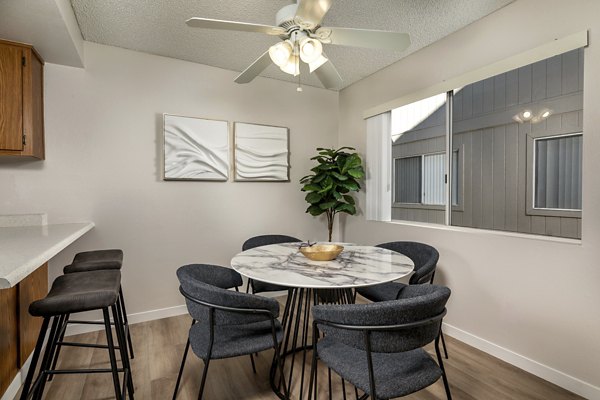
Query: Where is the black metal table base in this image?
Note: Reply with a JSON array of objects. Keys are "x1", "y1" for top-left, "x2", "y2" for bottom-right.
[{"x1": 269, "y1": 288, "x2": 356, "y2": 400}]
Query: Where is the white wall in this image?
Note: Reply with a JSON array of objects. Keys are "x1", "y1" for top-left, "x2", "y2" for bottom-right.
[
  {"x1": 0, "y1": 41, "x2": 339, "y2": 315},
  {"x1": 338, "y1": 0, "x2": 600, "y2": 397}
]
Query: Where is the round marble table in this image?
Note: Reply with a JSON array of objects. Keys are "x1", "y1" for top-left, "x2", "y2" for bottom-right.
[
  {"x1": 231, "y1": 242, "x2": 414, "y2": 289},
  {"x1": 231, "y1": 243, "x2": 414, "y2": 399}
]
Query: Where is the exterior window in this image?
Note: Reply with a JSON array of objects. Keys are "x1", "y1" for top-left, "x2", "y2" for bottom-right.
[
  {"x1": 394, "y1": 156, "x2": 421, "y2": 203},
  {"x1": 534, "y1": 134, "x2": 582, "y2": 210},
  {"x1": 386, "y1": 47, "x2": 583, "y2": 239},
  {"x1": 391, "y1": 93, "x2": 447, "y2": 224}
]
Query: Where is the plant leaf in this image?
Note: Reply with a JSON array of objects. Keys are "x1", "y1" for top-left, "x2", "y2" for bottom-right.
[
  {"x1": 307, "y1": 205, "x2": 325, "y2": 216},
  {"x1": 339, "y1": 181, "x2": 359, "y2": 191},
  {"x1": 319, "y1": 201, "x2": 337, "y2": 210},
  {"x1": 313, "y1": 174, "x2": 326, "y2": 183},
  {"x1": 335, "y1": 203, "x2": 356, "y2": 215},
  {"x1": 302, "y1": 184, "x2": 321, "y2": 192},
  {"x1": 343, "y1": 195, "x2": 355, "y2": 205},
  {"x1": 347, "y1": 168, "x2": 364, "y2": 179},
  {"x1": 330, "y1": 171, "x2": 348, "y2": 181},
  {"x1": 333, "y1": 191, "x2": 343, "y2": 201},
  {"x1": 305, "y1": 192, "x2": 322, "y2": 204}
]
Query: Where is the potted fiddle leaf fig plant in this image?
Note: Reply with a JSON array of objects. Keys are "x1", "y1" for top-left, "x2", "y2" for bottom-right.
[{"x1": 300, "y1": 147, "x2": 365, "y2": 242}]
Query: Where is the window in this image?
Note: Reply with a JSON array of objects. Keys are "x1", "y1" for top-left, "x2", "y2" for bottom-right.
[
  {"x1": 394, "y1": 153, "x2": 455, "y2": 206},
  {"x1": 394, "y1": 156, "x2": 421, "y2": 203},
  {"x1": 390, "y1": 93, "x2": 447, "y2": 223},
  {"x1": 534, "y1": 134, "x2": 582, "y2": 210},
  {"x1": 386, "y1": 48, "x2": 583, "y2": 239}
]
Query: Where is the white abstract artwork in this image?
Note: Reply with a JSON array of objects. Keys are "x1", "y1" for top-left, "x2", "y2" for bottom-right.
[
  {"x1": 234, "y1": 122, "x2": 289, "y2": 181},
  {"x1": 163, "y1": 114, "x2": 229, "y2": 181}
]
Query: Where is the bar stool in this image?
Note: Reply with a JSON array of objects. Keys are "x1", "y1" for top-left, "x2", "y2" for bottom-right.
[
  {"x1": 48, "y1": 249, "x2": 134, "y2": 378},
  {"x1": 20, "y1": 270, "x2": 134, "y2": 400}
]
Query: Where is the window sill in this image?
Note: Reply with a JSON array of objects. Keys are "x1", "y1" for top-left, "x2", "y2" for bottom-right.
[
  {"x1": 392, "y1": 203, "x2": 445, "y2": 211},
  {"x1": 384, "y1": 219, "x2": 582, "y2": 245}
]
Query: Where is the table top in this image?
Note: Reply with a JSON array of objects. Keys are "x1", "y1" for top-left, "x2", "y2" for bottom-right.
[
  {"x1": 231, "y1": 243, "x2": 414, "y2": 289},
  {"x1": 0, "y1": 222, "x2": 95, "y2": 288}
]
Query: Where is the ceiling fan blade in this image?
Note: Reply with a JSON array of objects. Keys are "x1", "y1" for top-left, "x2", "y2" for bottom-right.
[
  {"x1": 186, "y1": 17, "x2": 286, "y2": 36},
  {"x1": 316, "y1": 27, "x2": 411, "y2": 51},
  {"x1": 314, "y1": 54, "x2": 342, "y2": 90},
  {"x1": 234, "y1": 51, "x2": 272, "y2": 84},
  {"x1": 295, "y1": 0, "x2": 333, "y2": 28}
]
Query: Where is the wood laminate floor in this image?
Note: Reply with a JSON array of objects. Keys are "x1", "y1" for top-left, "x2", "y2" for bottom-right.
[{"x1": 22, "y1": 310, "x2": 583, "y2": 400}]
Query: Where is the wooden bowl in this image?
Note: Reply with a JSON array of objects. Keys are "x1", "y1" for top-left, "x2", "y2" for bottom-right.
[{"x1": 299, "y1": 244, "x2": 344, "y2": 261}]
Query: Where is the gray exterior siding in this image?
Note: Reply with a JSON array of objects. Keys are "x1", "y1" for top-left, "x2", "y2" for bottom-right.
[{"x1": 391, "y1": 48, "x2": 583, "y2": 239}]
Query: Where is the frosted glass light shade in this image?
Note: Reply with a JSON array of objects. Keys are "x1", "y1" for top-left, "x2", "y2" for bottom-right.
[
  {"x1": 269, "y1": 41, "x2": 293, "y2": 67},
  {"x1": 299, "y1": 37, "x2": 323, "y2": 63},
  {"x1": 280, "y1": 55, "x2": 299, "y2": 76}
]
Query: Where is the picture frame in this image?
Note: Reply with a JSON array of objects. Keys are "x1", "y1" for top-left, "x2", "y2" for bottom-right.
[
  {"x1": 163, "y1": 114, "x2": 230, "y2": 181},
  {"x1": 233, "y1": 122, "x2": 290, "y2": 182}
]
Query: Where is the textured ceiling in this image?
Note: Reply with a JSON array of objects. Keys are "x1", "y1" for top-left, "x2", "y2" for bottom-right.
[{"x1": 70, "y1": 0, "x2": 512, "y2": 90}]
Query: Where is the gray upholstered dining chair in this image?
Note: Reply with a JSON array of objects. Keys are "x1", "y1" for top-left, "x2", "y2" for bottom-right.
[
  {"x1": 355, "y1": 241, "x2": 448, "y2": 358},
  {"x1": 309, "y1": 284, "x2": 452, "y2": 400},
  {"x1": 173, "y1": 264, "x2": 288, "y2": 399},
  {"x1": 242, "y1": 234, "x2": 301, "y2": 294}
]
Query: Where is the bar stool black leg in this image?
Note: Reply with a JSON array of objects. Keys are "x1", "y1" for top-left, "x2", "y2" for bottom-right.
[
  {"x1": 48, "y1": 313, "x2": 69, "y2": 381},
  {"x1": 32, "y1": 316, "x2": 61, "y2": 400},
  {"x1": 119, "y1": 286, "x2": 134, "y2": 359},
  {"x1": 112, "y1": 304, "x2": 134, "y2": 398},
  {"x1": 103, "y1": 307, "x2": 123, "y2": 400},
  {"x1": 19, "y1": 318, "x2": 50, "y2": 400}
]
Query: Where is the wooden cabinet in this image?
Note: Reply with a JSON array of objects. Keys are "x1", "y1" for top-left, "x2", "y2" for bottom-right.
[
  {"x1": 0, "y1": 263, "x2": 47, "y2": 396},
  {"x1": 0, "y1": 39, "x2": 44, "y2": 159}
]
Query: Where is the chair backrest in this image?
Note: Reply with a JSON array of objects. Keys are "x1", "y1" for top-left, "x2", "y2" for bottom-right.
[
  {"x1": 242, "y1": 234, "x2": 301, "y2": 251},
  {"x1": 177, "y1": 264, "x2": 278, "y2": 325},
  {"x1": 312, "y1": 284, "x2": 450, "y2": 353},
  {"x1": 376, "y1": 241, "x2": 439, "y2": 285}
]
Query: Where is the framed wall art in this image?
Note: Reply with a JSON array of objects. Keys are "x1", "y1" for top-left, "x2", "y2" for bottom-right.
[
  {"x1": 163, "y1": 114, "x2": 229, "y2": 181},
  {"x1": 233, "y1": 122, "x2": 290, "y2": 182}
]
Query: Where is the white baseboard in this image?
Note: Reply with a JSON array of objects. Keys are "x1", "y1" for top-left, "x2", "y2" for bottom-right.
[{"x1": 443, "y1": 323, "x2": 600, "y2": 400}]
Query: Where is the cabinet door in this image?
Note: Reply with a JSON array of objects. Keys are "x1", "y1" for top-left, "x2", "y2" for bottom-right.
[
  {"x1": 0, "y1": 285, "x2": 18, "y2": 397},
  {"x1": 0, "y1": 45, "x2": 23, "y2": 151}
]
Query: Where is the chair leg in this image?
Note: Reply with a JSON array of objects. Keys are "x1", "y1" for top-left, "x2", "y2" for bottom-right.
[
  {"x1": 173, "y1": 320, "x2": 195, "y2": 400},
  {"x1": 112, "y1": 304, "x2": 134, "y2": 398},
  {"x1": 32, "y1": 316, "x2": 61, "y2": 400},
  {"x1": 48, "y1": 313, "x2": 69, "y2": 381},
  {"x1": 441, "y1": 330, "x2": 449, "y2": 359},
  {"x1": 435, "y1": 334, "x2": 452, "y2": 400},
  {"x1": 249, "y1": 353, "x2": 257, "y2": 374},
  {"x1": 308, "y1": 326, "x2": 319, "y2": 400},
  {"x1": 19, "y1": 317, "x2": 50, "y2": 400},
  {"x1": 103, "y1": 307, "x2": 123, "y2": 400},
  {"x1": 197, "y1": 358, "x2": 211, "y2": 400},
  {"x1": 119, "y1": 286, "x2": 135, "y2": 359}
]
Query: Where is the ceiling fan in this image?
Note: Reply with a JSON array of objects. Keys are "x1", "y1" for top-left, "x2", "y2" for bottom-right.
[{"x1": 186, "y1": 0, "x2": 411, "y2": 90}]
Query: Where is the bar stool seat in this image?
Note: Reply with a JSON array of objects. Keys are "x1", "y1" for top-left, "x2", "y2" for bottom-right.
[
  {"x1": 64, "y1": 260, "x2": 122, "y2": 273},
  {"x1": 30, "y1": 270, "x2": 121, "y2": 316},
  {"x1": 58, "y1": 249, "x2": 134, "y2": 362},
  {"x1": 73, "y1": 249, "x2": 123, "y2": 264},
  {"x1": 21, "y1": 269, "x2": 133, "y2": 400}
]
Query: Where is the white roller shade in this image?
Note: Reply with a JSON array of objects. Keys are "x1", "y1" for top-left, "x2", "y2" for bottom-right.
[{"x1": 366, "y1": 112, "x2": 392, "y2": 221}]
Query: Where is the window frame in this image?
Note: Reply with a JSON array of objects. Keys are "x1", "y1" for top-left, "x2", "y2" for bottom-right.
[
  {"x1": 526, "y1": 132, "x2": 583, "y2": 218},
  {"x1": 392, "y1": 151, "x2": 448, "y2": 210}
]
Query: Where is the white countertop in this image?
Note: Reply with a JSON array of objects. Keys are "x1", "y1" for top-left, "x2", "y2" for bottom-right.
[{"x1": 0, "y1": 222, "x2": 95, "y2": 288}]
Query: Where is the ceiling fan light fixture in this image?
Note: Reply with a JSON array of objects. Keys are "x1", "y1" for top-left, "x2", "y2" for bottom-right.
[
  {"x1": 280, "y1": 55, "x2": 300, "y2": 76},
  {"x1": 299, "y1": 37, "x2": 323, "y2": 63},
  {"x1": 269, "y1": 40, "x2": 293, "y2": 67}
]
